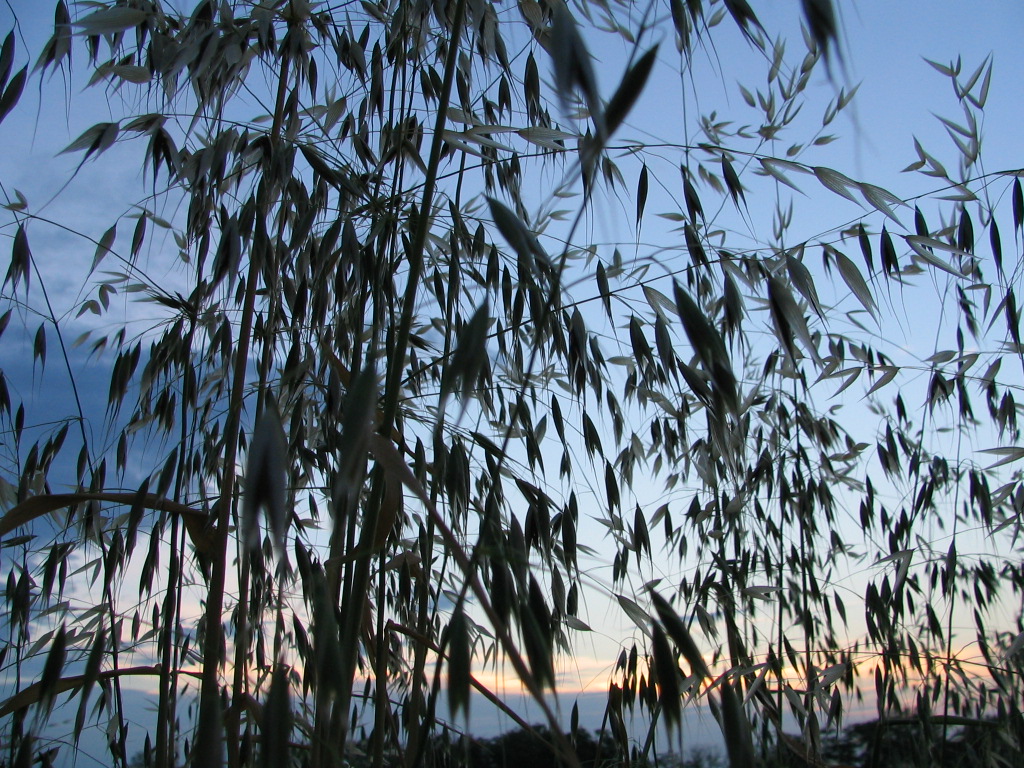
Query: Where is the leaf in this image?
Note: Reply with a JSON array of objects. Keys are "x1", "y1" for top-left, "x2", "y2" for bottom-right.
[
  {"x1": 564, "y1": 616, "x2": 591, "y2": 631},
  {"x1": 684, "y1": 223, "x2": 707, "y2": 266},
  {"x1": 0, "y1": 65, "x2": 26, "y2": 125},
  {"x1": 442, "y1": 301, "x2": 490, "y2": 403},
  {"x1": 73, "y1": 8, "x2": 147, "y2": 36},
  {"x1": 719, "y1": 678, "x2": 755, "y2": 768},
  {"x1": 616, "y1": 594, "x2": 652, "y2": 638},
  {"x1": 487, "y1": 197, "x2": 549, "y2": 268},
  {"x1": 61, "y1": 122, "x2": 119, "y2": 157},
  {"x1": 880, "y1": 226, "x2": 899, "y2": 275},
  {"x1": 448, "y1": 604, "x2": 471, "y2": 718},
  {"x1": 767, "y1": 275, "x2": 822, "y2": 365},
  {"x1": 90, "y1": 224, "x2": 117, "y2": 276},
  {"x1": 669, "y1": 0, "x2": 692, "y2": 49},
  {"x1": 801, "y1": 0, "x2": 838, "y2": 56},
  {"x1": 308, "y1": 567, "x2": 345, "y2": 697},
  {"x1": 5, "y1": 224, "x2": 30, "y2": 290},
  {"x1": 742, "y1": 585, "x2": 782, "y2": 600},
  {"x1": 721, "y1": 156, "x2": 745, "y2": 206},
  {"x1": 443, "y1": 129, "x2": 513, "y2": 154},
  {"x1": 516, "y1": 126, "x2": 577, "y2": 150},
  {"x1": 33, "y1": 324, "x2": 46, "y2": 369},
  {"x1": 596, "y1": 262, "x2": 612, "y2": 318},
  {"x1": 643, "y1": 284, "x2": 677, "y2": 319},
  {"x1": 35, "y1": 1, "x2": 72, "y2": 74},
  {"x1": 991, "y1": 218, "x2": 1003, "y2": 273},
  {"x1": 980, "y1": 446, "x2": 1024, "y2": 469},
  {"x1": 131, "y1": 214, "x2": 147, "y2": 257},
  {"x1": 925, "y1": 350, "x2": 956, "y2": 364},
  {"x1": 866, "y1": 366, "x2": 899, "y2": 396},
  {"x1": 604, "y1": 45, "x2": 658, "y2": 137},
  {"x1": 375, "y1": 471, "x2": 403, "y2": 551},
  {"x1": 905, "y1": 234, "x2": 971, "y2": 260},
  {"x1": 859, "y1": 182, "x2": 904, "y2": 225},
  {"x1": 834, "y1": 249, "x2": 876, "y2": 314},
  {"x1": 552, "y1": 3, "x2": 600, "y2": 124},
  {"x1": 299, "y1": 143, "x2": 357, "y2": 192},
  {"x1": 651, "y1": 621, "x2": 681, "y2": 728},
  {"x1": 260, "y1": 665, "x2": 292, "y2": 768},
  {"x1": 1013, "y1": 178, "x2": 1022, "y2": 232},
  {"x1": 522, "y1": 577, "x2": 555, "y2": 688},
  {"x1": 759, "y1": 157, "x2": 806, "y2": 193},
  {"x1": 723, "y1": 0, "x2": 764, "y2": 42},
  {"x1": 561, "y1": 505, "x2": 577, "y2": 568},
  {"x1": 786, "y1": 249, "x2": 823, "y2": 317},
  {"x1": 681, "y1": 167, "x2": 704, "y2": 222},
  {"x1": 0, "y1": 665, "x2": 193, "y2": 718},
  {"x1": 0, "y1": 31, "x2": 14, "y2": 91},
  {"x1": 110, "y1": 65, "x2": 151, "y2": 84},
  {"x1": 906, "y1": 237, "x2": 966, "y2": 277},
  {"x1": 1004, "y1": 630, "x2": 1024, "y2": 660},
  {"x1": 972, "y1": 59, "x2": 993, "y2": 108},
  {"x1": 2, "y1": 188, "x2": 27, "y2": 211},
  {"x1": 815, "y1": 662, "x2": 847, "y2": 691},
  {"x1": 242, "y1": 402, "x2": 289, "y2": 555},
  {"x1": 367, "y1": 434, "x2": 433, "y2": 514},
  {"x1": 632, "y1": 505, "x2": 650, "y2": 557},
  {"x1": 830, "y1": 367, "x2": 861, "y2": 397},
  {"x1": 636, "y1": 164, "x2": 649, "y2": 229},
  {"x1": 674, "y1": 283, "x2": 738, "y2": 411},
  {"x1": 74, "y1": 627, "x2": 106, "y2": 745},
  {"x1": 924, "y1": 57, "x2": 955, "y2": 77},
  {"x1": 813, "y1": 166, "x2": 860, "y2": 203},
  {"x1": 38, "y1": 624, "x2": 67, "y2": 714},
  {"x1": 651, "y1": 592, "x2": 710, "y2": 679},
  {"x1": 0, "y1": 492, "x2": 213, "y2": 553}
]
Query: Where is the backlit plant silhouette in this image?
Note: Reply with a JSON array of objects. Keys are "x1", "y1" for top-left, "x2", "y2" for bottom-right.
[{"x1": 1, "y1": 2, "x2": 1023, "y2": 767}]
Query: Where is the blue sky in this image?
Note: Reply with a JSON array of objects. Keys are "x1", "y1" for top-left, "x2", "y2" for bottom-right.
[
  {"x1": 530, "y1": 0, "x2": 1024, "y2": 684},
  {"x1": 2, "y1": 0, "x2": 1024, "y2": 764}
]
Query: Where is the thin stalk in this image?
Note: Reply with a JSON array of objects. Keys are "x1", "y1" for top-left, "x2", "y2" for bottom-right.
[
  {"x1": 157, "y1": 314, "x2": 199, "y2": 768},
  {"x1": 156, "y1": 512, "x2": 182, "y2": 768},
  {"x1": 940, "y1": 430, "x2": 965, "y2": 764},
  {"x1": 403, "y1": 516, "x2": 435, "y2": 768},
  {"x1": 403, "y1": 134, "x2": 467, "y2": 765},
  {"x1": 228, "y1": 141, "x2": 288, "y2": 765},
  {"x1": 197, "y1": 52, "x2": 292, "y2": 768},
  {"x1": 330, "y1": 0, "x2": 468, "y2": 759},
  {"x1": 20, "y1": 219, "x2": 131, "y2": 765},
  {"x1": 776, "y1": 482, "x2": 786, "y2": 764},
  {"x1": 371, "y1": 553, "x2": 387, "y2": 768},
  {"x1": 425, "y1": 504, "x2": 580, "y2": 768},
  {"x1": 378, "y1": 1, "x2": 465, "y2": 436}
]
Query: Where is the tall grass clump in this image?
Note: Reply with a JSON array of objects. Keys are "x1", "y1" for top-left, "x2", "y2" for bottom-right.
[{"x1": 2, "y1": 1, "x2": 1023, "y2": 767}]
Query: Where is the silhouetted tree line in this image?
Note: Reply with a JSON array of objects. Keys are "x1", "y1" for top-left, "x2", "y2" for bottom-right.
[
  {"x1": 416, "y1": 725, "x2": 629, "y2": 768},
  {"x1": 123, "y1": 713, "x2": 1023, "y2": 767},
  {"x1": 817, "y1": 716, "x2": 1024, "y2": 768},
  {"x1": 409, "y1": 716, "x2": 1021, "y2": 768}
]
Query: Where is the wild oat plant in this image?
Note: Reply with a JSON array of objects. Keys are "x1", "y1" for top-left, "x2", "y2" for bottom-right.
[{"x1": 1, "y1": 1, "x2": 1023, "y2": 767}]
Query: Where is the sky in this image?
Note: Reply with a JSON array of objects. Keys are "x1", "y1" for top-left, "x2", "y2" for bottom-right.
[
  {"x1": 524, "y1": 0, "x2": 1024, "y2": 696},
  {"x1": 2, "y1": 0, "x2": 1024, "y2": 764}
]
